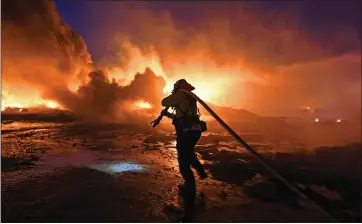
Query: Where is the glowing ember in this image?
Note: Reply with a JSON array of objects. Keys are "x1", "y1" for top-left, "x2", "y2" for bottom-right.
[
  {"x1": 135, "y1": 101, "x2": 152, "y2": 109},
  {"x1": 314, "y1": 118, "x2": 319, "y2": 123}
]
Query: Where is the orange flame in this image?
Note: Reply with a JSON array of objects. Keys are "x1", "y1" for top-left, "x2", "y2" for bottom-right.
[
  {"x1": 3, "y1": 40, "x2": 257, "y2": 112},
  {"x1": 134, "y1": 100, "x2": 152, "y2": 109},
  {"x1": 107, "y1": 40, "x2": 255, "y2": 106},
  {"x1": 2, "y1": 90, "x2": 61, "y2": 111}
]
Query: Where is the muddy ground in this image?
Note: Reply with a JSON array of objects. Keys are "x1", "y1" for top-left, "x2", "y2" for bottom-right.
[{"x1": 1, "y1": 119, "x2": 361, "y2": 222}]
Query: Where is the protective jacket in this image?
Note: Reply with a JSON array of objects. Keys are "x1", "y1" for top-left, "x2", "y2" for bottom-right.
[{"x1": 161, "y1": 91, "x2": 198, "y2": 118}]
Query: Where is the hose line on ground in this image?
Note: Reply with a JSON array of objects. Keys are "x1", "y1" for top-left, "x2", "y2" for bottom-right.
[{"x1": 181, "y1": 89, "x2": 337, "y2": 222}]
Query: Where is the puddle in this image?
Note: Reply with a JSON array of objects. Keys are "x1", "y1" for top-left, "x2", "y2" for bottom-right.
[{"x1": 88, "y1": 162, "x2": 147, "y2": 174}]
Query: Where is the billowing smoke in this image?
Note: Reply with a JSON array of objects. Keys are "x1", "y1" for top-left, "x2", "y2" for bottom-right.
[
  {"x1": 60, "y1": 1, "x2": 360, "y2": 121},
  {"x1": 2, "y1": 0, "x2": 361, "y2": 130},
  {"x1": 44, "y1": 68, "x2": 165, "y2": 122},
  {"x1": 2, "y1": 0, "x2": 166, "y2": 123},
  {"x1": 2, "y1": 0, "x2": 92, "y2": 108}
]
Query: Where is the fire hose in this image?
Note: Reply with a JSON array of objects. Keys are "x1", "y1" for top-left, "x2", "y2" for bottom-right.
[
  {"x1": 180, "y1": 89, "x2": 337, "y2": 222},
  {"x1": 151, "y1": 89, "x2": 337, "y2": 222}
]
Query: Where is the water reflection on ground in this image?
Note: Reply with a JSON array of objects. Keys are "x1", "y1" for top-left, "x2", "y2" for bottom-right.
[{"x1": 1, "y1": 121, "x2": 361, "y2": 222}]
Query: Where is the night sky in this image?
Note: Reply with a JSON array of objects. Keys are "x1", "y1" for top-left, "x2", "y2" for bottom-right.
[{"x1": 55, "y1": 0, "x2": 361, "y2": 64}]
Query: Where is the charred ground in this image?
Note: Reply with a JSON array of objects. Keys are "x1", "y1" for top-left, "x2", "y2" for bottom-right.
[{"x1": 1, "y1": 112, "x2": 361, "y2": 222}]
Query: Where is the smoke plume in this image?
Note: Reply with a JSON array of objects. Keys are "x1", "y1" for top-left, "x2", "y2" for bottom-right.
[
  {"x1": 44, "y1": 68, "x2": 165, "y2": 121},
  {"x1": 2, "y1": 0, "x2": 361, "y2": 127},
  {"x1": 2, "y1": 0, "x2": 167, "y2": 123},
  {"x1": 63, "y1": 1, "x2": 361, "y2": 120}
]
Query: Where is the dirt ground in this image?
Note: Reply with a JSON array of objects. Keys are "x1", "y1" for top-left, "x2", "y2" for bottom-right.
[{"x1": 1, "y1": 120, "x2": 361, "y2": 222}]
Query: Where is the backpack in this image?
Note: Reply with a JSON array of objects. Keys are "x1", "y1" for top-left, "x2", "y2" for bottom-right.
[{"x1": 172, "y1": 95, "x2": 207, "y2": 133}]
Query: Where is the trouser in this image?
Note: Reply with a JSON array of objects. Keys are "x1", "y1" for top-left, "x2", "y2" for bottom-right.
[{"x1": 176, "y1": 130, "x2": 205, "y2": 218}]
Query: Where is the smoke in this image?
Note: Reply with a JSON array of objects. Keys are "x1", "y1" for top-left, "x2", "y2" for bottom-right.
[
  {"x1": 2, "y1": 0, "x2": 361, "y2": 126},
  {"x1": 2, "y1": 0, "x2": 166, "y2": 123},
  {"x1": 61, "y1": 1, "x2": 361, "y2": 118},
  {"x1": 2, "y1": 0, "x2": 92, "y2": 109},
  {"x1": 43, "y1": 68, "x2": 165, "y2": 122},
  {"x1": 245, "y1": 53, "x2": 361, "y2": 120}
]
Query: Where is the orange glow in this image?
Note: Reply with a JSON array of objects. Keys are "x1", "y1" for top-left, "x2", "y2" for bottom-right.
[
  {"x1": 3, "y1": 40, "x2": 257, "y2": 114},
  {"x1": 162, "y1": 73, "x2": 238, "y2": 104},
  {"x1": 45, "y1": 101, "x2": 59, "y2": 109},
  {"x1": 171, "y1": 140, "x2": 177, "y2": 147},
  {"x1": 134, "y1": 101, "x2": 152, "y2": 109},
  {"x1": 107, "y1": 40, "x2": 255, "y2": 106},
  {"x1": 2, "y1": 81, "x2": 63, "y2": 111},
  {"x1": 336, "y1": 119, "x2": 341, "y2": 123},
  {"x1": 314, "y1": 118, "x2": 319, "y2": 123},
  {"x1": 200, "y1": 115, "x2": 214, "y2": 122},
  {"x1": 1, "y1": 100, "x2": 60, "y2": 111},
  {"x1": 2, "y1": 91, "x2": 61, "y2": 111}
]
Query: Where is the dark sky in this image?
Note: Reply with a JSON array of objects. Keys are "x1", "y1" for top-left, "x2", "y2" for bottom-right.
[{"x1": 55, "y1": 0, "x2": 361, "y2": 64}]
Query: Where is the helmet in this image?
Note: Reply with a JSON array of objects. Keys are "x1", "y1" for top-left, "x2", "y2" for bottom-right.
[{"x1": 172, "y1": 79, "x2": 195, "y2": 93}]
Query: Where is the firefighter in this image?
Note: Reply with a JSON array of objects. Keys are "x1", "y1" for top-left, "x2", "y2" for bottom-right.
[{"x1": 161, "y1": 79, "x2": 207, "y2": 221}]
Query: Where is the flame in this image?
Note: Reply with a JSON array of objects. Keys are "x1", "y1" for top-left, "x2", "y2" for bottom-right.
[
  {"x1": 162, "y1": 75, "x2": 235, "y2": 103},
  {"x1": 314, "y1": 118, "x2": 319, "y2": 123},
  {"x1": 336, "y1": 119, "x2": 341, "y2": 123},
  {"x1": 7, "y1": 103, "x2": 23, "y2": 108},
  {"x1": 44, "y1": 101, "x2": 59, "y2": 109},
  {"x1": 1, "y1": 100, "x2": 60, "y2": 111},
  {"x1": 2, "y1": 84, "x2": 63, "y2": 111},
  {"x1": 3, "y1": 40, "x2": 257, "y2": 113},
  {"x1": 134, "y1": 101, "x2": 152, "y2": 109},
  {"x1": 107, "y1": 40, "x2": 255, "y2": 106},
  {"x1": 2, "y1": 91, "x2": 61, "y2": 111}
]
